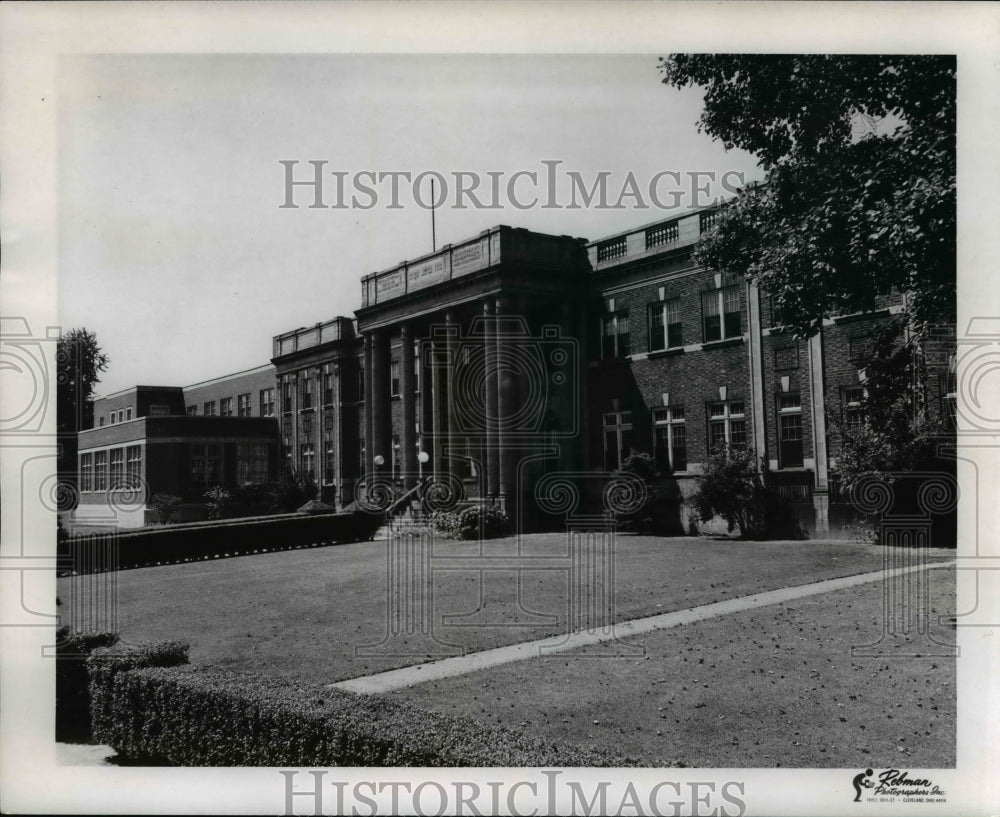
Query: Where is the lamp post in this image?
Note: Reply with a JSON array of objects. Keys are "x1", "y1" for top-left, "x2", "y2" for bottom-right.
[{"x1": 417, "y1": 450, "x2": 429, "y2": 481}]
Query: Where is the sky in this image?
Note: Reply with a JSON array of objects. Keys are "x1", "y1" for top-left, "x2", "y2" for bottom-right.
[{"x1": 58, "y1": 54, "x2": 764, "y2": 395}]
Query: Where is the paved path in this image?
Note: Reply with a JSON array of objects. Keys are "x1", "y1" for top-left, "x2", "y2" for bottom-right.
[{"x1": 332, "y1": 559, "x2": 954, "y2": 695}]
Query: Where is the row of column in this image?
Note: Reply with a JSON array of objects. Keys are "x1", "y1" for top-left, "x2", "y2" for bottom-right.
[{"x1": 362, "y1": 297, "x2": 520, "y2": 505}]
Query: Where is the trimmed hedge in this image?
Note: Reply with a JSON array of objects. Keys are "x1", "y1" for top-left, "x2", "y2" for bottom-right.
[
  {"x1": 55, "y1": 627, "x2": 120, "y2": 741},
  {"x1": 61, "y1": 510, "x2": 385, "y2": 575},
  {"x1": 87, "y1": 640, "x2": 637, "y2": 767}
]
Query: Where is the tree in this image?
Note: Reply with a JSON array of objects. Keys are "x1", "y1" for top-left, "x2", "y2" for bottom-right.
[
  {"x1": 57, "y1": 328, "x2": 109, "y2": 435},
  {"x1": 660, "y1": 55, "x2": 955, "y2": 336}
]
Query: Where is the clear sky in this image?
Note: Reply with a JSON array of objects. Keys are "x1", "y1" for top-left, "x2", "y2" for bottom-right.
[{"x1": 58, "y1": 53, "x2": 764, "y2": 395}]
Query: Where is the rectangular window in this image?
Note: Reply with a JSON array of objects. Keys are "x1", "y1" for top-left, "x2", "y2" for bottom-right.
[
  {"x1": 940, "y1": 371, "x2": 957, "y2": 431},
  {"x1": 602, "y1": 312, "x2": 630, "y2": 359},
  {"x1": 236, "y1": 442, "x2": 268, "y2": 484},
  {"x1": 94, "y1": 450, "x2": 107, "y2": 491},
  {"x1": 770, "y1": 295, "x2": 787, "y2": 327},
  {"x1": 301, "y1": 443, "x2": 315, "y2": 480},
  {"x1": 323, "y1": 373, "x2": 334, "y2": 406},
  {"x1": 707, "y1": 401, "x2": 747, "y2": 452},
  {"x1": 237, "y1": 393, "x2": 252, "y2": 416},
  {"x1": 648, "y1": 299, "x2": 682, "y2": 351},
  {"x1": 602, "y1": 411, "x2": 633, "y2": 471},
  {"x1": 843, "y1": 386, "x2": 866, "y2": 432},
  {"x1": 80, "y1": 452, "x2": 93, "y2": 492},
  {"x1": 109, "y1": 448, "x2": 124, "y2": 488},
  {"x1": 390, "y1": 361, "x2": 401, "y2": 397},
  {"x1": 220, "y1": 397, "x2": 233, "y2": 417},
  {"x1": 325, "y1": 440, "x2": 335, "y2": 485},
  {"x1": 703, "y1": 286, "x2": 741, "y2": 342},
  {"x1": 191, "y1": 443, "x2": 223, "y2": 489},
  {"x1": 125, "y1": 407, "x2": 133, "y2": 421},
  {"x1": 777, "y1": 393, "x2": 804, "y2": 468},
  {"x1": 203, "y1": 401, "x2": 216, "y2": 416},
  {"x1": 301, "y1": 377, "x2": 313, "y2": 410},
  {"x1": 282, "y1": 381, "x2": 293, "y2": 414},
  {"x1": 414, "y1": 347, "x2": 420, "y2": 392},
  {"x1": 187, "y1": 405, "x2": 197, "y2": 415},
  {"x1": 260, "y1": 387, "x2": 275, "y2": 417},
  {"x1": 126, "y1": 445, "x2": 142, "y2": 488},
  {"x1": 99, "y1": 416, "x2": 105, "y2": 427},
  {"x1": 652, "y1": 406, "x2": 687, "y2": 473}
]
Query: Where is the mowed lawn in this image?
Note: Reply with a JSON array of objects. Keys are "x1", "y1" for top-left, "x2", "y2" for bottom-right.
[
  {"x1": 391, "y1": 564, "x2": 956, "y2": 768},
  {"x1": 56, "y1": 533, "x2": 954, "y2": 687}
]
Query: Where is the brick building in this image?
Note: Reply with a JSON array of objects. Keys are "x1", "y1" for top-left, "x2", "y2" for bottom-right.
[{"x1": 76, "y1": 203, "x2": 953, "y2": 533}]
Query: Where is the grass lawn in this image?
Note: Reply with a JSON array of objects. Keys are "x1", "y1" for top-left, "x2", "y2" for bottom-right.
[
  {"x1": 57, "y1": 533, "x2": 953, "y2": 688},
  {"x1": 390, "y1": 564, "x2": 956, "y2": 768}
]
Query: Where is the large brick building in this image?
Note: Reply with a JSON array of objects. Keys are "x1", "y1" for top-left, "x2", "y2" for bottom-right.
[{"x1": 75, "y1": 202, "x2": 953, "y2": 532}]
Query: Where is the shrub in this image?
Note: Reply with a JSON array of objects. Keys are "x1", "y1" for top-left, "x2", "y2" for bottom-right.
[
  {"x1": 430, "y1": 510, "x2": 462, "y2": 538},
  {"x1": 204, "y1": 486, "x2": 232, "y2": 520},
  {"x1": 456, "y1": 505, "x2": 510, "y2": 540},
  {"x1": 55, "y1": 627, "x2": 120, "y2": 742},
  {"x1": 149, "y1": 494, "x2": 182, "y2": 524},
  {"x1": 272, "y1": 468, "x2": 318, "y2": 513},
  {"x1": 691, "y1": 445, "x2": 802, "y2": 539},
  {"x1": 86, "y1": 640, "x2": 640, "y2": 767}
]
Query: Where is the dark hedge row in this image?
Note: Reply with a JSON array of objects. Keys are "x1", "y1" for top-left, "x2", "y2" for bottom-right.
[
  {"x1": 55, "y1": 628, "x2": 120, "y2": 741},
  {"x1": 60, "y1": 510, "x2": 385, "y2": 575},
  {"x1": 85, "y1": 640, "x2": 635, "y2": 767}
]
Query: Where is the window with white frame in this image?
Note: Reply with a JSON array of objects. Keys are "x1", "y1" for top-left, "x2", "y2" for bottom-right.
[
  {"x1": 300, "y1": 443, "x2": 315, "y2": 480},
  {"x1": 648, "y1": 298, "x2": 682, "y2": 352},
  {"x1": 125, "y1": 407, "x2": 133, "y2": 421},
  {"x1": 301, "y1": 377, "x2": 313, "y2": 410},
  {"x1": 603, "y1": 411, "x2": 633, "y2": 470},
  {"x1": 109, "y1": 448, "x2": 124, "y2": 488},
  {"x1": 220, "y1": 397, "x2": 234, "y2": 417},
  {"x1": 702, "y1": 286, "x2": 741, "y2": 342},
  {"x1": 93, "y1": 450, "x2": 107, "y2": 491},
  {"x1": 236, "y1": 442, "x2": 269, "y2": 484},
  {"x1": 282, "y1": 381, "x2": 293, "y2": 414},
  {"x1": 390, "y1": 361, "x2": 401, "y2": 396},
  {"x1": 843, "y1": 386, "x2": 867, "y2": 433},
  {"x1": 126, "y1": 445, "x2": 142, "y2": 487},
  {"x1": 708, "y1": 400, "x2": 747, "y2": 451},
  {"x1": 601, "y1": 312, "x2": 630, "y2": 359},
  {"x1": 237, "y1": 393, "x2": 252, "y2": 416},
  {"x1": 323, "y1": 371, "x2": 334, "y2": 406},
  {"x1": 776, "y1": 393, "x2": 804, "y2": 468},
  {"x1": 653, "y1": 407, "x2": 687, "y2": 472},
  {"x1": 80, "y1": 452, "x2": 93, "y2": 492},
  {"x1": 260, "y1": 387, "x2": 275, "y2": 417},
  {"x1": 203, "y1": 400, "x2": 216, "y2": 416}
]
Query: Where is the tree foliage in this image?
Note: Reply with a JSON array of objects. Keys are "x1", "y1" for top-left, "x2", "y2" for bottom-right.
[
  {"x1": 660, "y1": 55, "x2": 955, "y2": 335},
  {"x1": 57, "y1": 327, "x2": 109, "y2": 433}
]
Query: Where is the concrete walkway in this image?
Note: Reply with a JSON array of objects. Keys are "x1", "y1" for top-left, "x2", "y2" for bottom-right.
[{"x1": 332, "y1": 559, "x2": 954, "y2": 695}]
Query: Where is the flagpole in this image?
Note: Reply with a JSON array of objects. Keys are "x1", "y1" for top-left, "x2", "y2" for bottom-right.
[{"x1": 431, "y1": 178, "x2": 437, "y2": 252}]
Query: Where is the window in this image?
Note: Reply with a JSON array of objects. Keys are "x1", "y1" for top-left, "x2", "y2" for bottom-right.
[
  {"x1": 603, "y1": 411, "x2": 633, "y2": 471},
  {"x1": 323, "y1": 372, "x2": 334, "y2": 406},
  {"x1": 646, "y1": 222, "x2": 678, "y2": 249},
  {"x1": 597, "y1": 237, "x2": 627, "y2": 262},
  {"x1": 282, "y1": 381, "x2": 293, "y2": 414},
  {"x1": 653, "y1": 407, "x2": 687, "y2": 472},
  {"x1": 301, "y1": 377, "x2": 313, "y2": 410},
  {"x1": 203, "y1": 400, "x2": 216, "y2": 416},
  {"x1": 359, "y1": 437, "x2": 366, "y2": 476},
  {"x1": 703, "y1": 286, "x2": 741, "y2": 342},
  {"x1": 390, "y1": 361, "x2": 401, "y2": 397},
  {"x1": 237, "y1": 393, "x2": 252, "y2": 417},
  {"x1": 260, "y1": 387, "x2": 275, "y2": 417},
  {"x1": 109, "y1": 448, "x2": 124, "y2": 488},
  {"x1": 708, "y1": 401, "x2": 747, "y2": 451},
  {"x1": 300, "y1": 443, "x2": 315, "y2": 480},
  {"x1": 774, "y1": 346, "x2": 799, "y2": 370},
  {"x1": 220, "y1": 397, "x2": 234, "y2": 417},
  {"x1": 648, "y1": 298, "x2": 682, "y2": 351},
  {"x1": 940, "y1": 369, "x2": 957, "y2": 431},
  {"x1": 843, "y1": 386, "x2": 866, "y2": 433},
  {"x1": 325, "y1": 440, "x2": 335, "y2": 485},
  {"x1": 236, "y1": 443, "x2": 269, "y2": 484},
  {"x1": 93, "y1": 451, "x2": 107, "y2": 491},
  {"x1": 191, "y1": 443, "x2": 223, "y2": 489},
  {"x1": 149, "y1": 404, "x2": 169, "y2": 416},
  {"x1": 80, "y1": 452, "x2": 93, "y2": 492},
  {"x1": 776, "y1": 394, "x2": 804, "y2": 468},
  {"x1": 187, "y1": 405, "x2": 198, "y2": 415},
  {"x1": 126, "y1": 446, "x2": 142, "y2": 487},
  {"x1": 414, "y1": 345, "x2": 420, "y2": 391},
  {"x1": 125, "y1": 407, "x2": 133, "y2": 421},
  {"x1": 770, "y1": 295, "x2": 787, "y2": 327},
  {"x1": 602, "y1": 312, "x2": 630, "y2": 359},
  {"x1": 99, "y1": 416, "x2": 105, "y2": 427}
]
